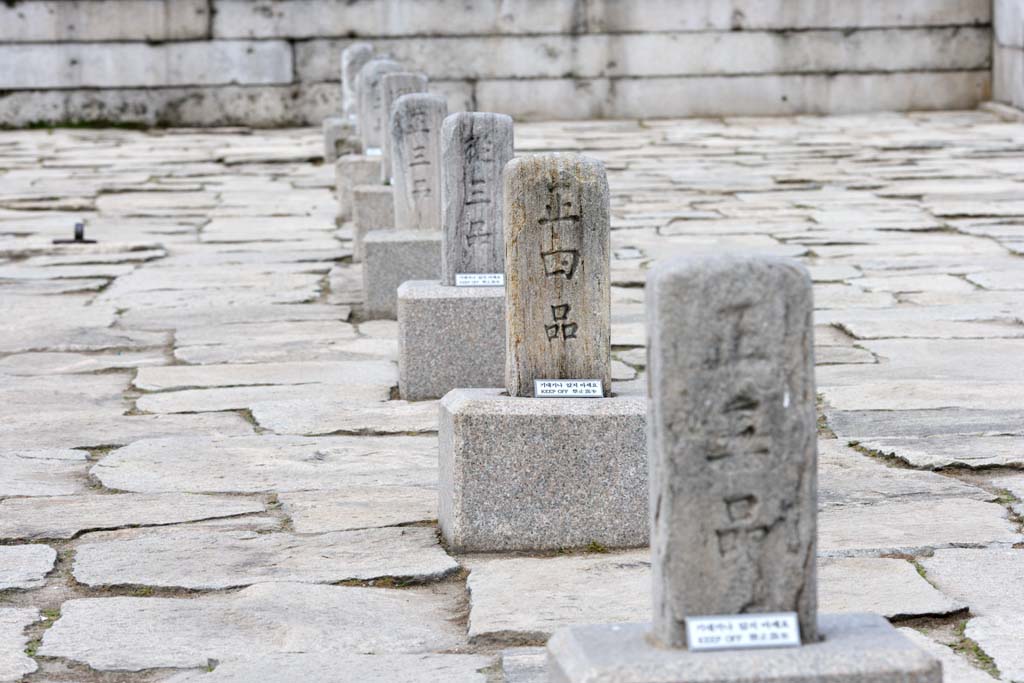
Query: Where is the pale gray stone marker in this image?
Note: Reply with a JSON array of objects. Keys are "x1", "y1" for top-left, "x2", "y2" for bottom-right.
[
  {"x1": 335, "y1": 154, "x2": 381, "y2": 222},
  {"x1": 438, "y1": 153, "x2": 645, "y2": 552},
  {"x1": 380, "y1": 72, "x2": 428, "y2": 183},
  {"x1": 357, "y1": 58, "x2": 402, "y2": 153},
  {"x1": 441, "y1": 112, "x2": 514, "y2": 285},
  {"x1": 397, "y1": 112, "x2": 514, "y2": 400},
  {"x1": 546, "y1": 253, "x2": 942, "y2": 683},
  {"x1": 341, "y1": 42, "x2": 374, "y2": 126},
  {"x1": 390, "y1": 93, "x2": 447, "y2": 232},
  {"x1": 504, "y1": 153, "x2": 611, "y2": 398}
]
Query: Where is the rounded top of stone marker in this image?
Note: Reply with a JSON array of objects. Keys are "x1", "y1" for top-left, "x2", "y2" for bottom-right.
[
  {"x1": 357, "y1": 58, "x2": 403, "y2": 85},
  {"x1": 645, "y1": 252, "x2": 812, "y2": 291},
  {"x1": 503, "y1": 152, "x2": 606, "y2": 183},
  {"x1": 441, "y1": 111, "x2": 514, "y2": 139}
]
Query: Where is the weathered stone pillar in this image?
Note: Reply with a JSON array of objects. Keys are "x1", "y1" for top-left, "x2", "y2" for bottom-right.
[
  {"x1": 357, "y1": 58, "x2": 402, "y2": 153},
  {"x1": 503, "y1": 154, "x2": 611, "y2": 398},
  {"x1": 390, "y1": 93, "x2": 447, "y2": 232},
  {"x1": 380, "y1": 72, "x2": 428, "y2": 183},
  {"x1": 341, "y1": 43, "x2": 374, "y2": 126},
  {"x1": 646, "y1": 254, "x2": 819, "y2": 647},
  {"x1": 440, "y1": 112, "x2": 514, "y2": 286}
]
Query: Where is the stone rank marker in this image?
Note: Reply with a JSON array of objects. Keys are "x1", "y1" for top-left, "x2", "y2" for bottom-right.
[
  {"x1": 341, "y1": 42, "x2": 373, "y2": 126},
  {"x1": 390, "y1": 93, "x2": 447, "y2": 232},
  {"x1": 440, "y1": 112, "x2": 514, "y2": 285},
  {"x1": 504, "y1": 154, "x2": 611, "y2": 398},
  {"x1": 380, "y1": 72, "x2": 428, "y2": 183},
  {"x1": 397, "y1": 112, "x2": 513, "y2": 400},
  {"x1": 546, "y1": 253, "x2": 942, "y2": 683},
  {"x1": 357, "y1": 57, "x2": 403, "y2": 153}
]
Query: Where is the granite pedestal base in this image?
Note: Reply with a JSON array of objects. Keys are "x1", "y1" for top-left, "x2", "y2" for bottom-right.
[
  {"x1": 439, "y1": 388, "x2": 647, "y2": 552},
  {"x1": 352, "y1": 185, "x2": 394, "y2": 261},
  {"x1": 322, "y1": 116, "x2": 358, "y2": 163},
  {"x1": 362, "y1": 231, "x2": 442, "y2": 319},
  {"x1": 336, "y1": 155, "x2": 381, "y2": 223},
  {"x1": 397, "y1": 281, "x2": 505, "y2": 401},
  {"x1": 546, "y1": 614, "x2": 941, "y2": 683}
]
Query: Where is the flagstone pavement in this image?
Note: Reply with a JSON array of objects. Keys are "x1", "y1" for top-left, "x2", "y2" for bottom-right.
[{"x1": 1, "y1": 111, "x2": 1022, "y2": 682}]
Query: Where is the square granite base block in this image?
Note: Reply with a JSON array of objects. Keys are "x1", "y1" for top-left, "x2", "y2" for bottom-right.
[
  {"x1": 546, "y1": 614, "x2": 942, "y2": 683},
  {"x1": 363, "y1": 231, "x2": 442, "y2": 319},
  {"x1": 336, "y1": 155, "x2": 380, "y2": 222},
  {"x1": 322, "y1": 116, "x2": 358, "y2": 163},
  {"x1": 439, "y1": 388, "x2": 647, "y2": 552},
  {"x1": 352, "y1": 185, "x2": 394, "y2": 261},
  {"x1": 398, "y1": 281, "x2": 505, "y2": 401}
]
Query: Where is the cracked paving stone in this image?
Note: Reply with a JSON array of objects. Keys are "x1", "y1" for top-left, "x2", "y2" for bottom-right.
[
  {"x1": 818, "y1": 558, "x2": 964, "y2": 619},
  {"x1": 250, "y1": 399, "x2": 438, "y2": 435},
  {"x1": 0, "y1": 493, "x2": 266, "y2": 541},
  {"x1": 897, "y1": 628, "x2": 999, "y2": 683},
  {"x1": 965, "y1": 617, "x2": 1024, "y2": 682},
  {"x1": 819, "y1": 499, "x2": 1021, "y2": 557},
  {"x1": 920, "y1": 549, "x2": 1024, "y2": 617},
  {"x1": 0, "y1": 545, "x2": 56, "y2": 590},
  {"x1": 0, "y1": 351, "x2": 167, "y2": 375},
  {"x1": 39, "y1": 583, "x2": 465, "y2": 671},
  {"x1": 821, "y1": 380, "x2": 1024, "y2": 411},
  {"x1": 280, "y1": 487, "x2": 436, "y2": 533},
  {"x1": 0, "y1": 449, "x2": 89, "y2": 496},
  {"x1": 118, "y1": 302, "x2": 349, "y2": 331},
  {"x1": 853, "y1": 436, "x2": 1024, "y2": 469},
  {"x1": 72, "y1": 526, "x2": 458, "y2": 590},
  {"x1": 815, "y1": 345, "x2": 876, "y2": 365},
  {"x1": 133, "y1": 361, "x2": 395, "y2": 392},
  {"x1": 161, "y1": 653, "x2": 491, "y2": 682},
  {"x1": 92, "y1": 434, "x2": 438, "y2": 493},
  {"x1": 0, "y1": 609, "x2": 40, "y2": 682},
  {"x1": 827, "y1": 409, "x2": 1024, "y2": 440},
  {"x1": 135, "y1": 384, "x2": 391, "y2": 414}
]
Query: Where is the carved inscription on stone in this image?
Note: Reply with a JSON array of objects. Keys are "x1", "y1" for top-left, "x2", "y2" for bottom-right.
[
  {"x1": 504, "y1": 154, "x2": 610, "y2": 397},
  {"x1": 440, "y1": 113, "x2": 514, "y2": 285},
  {"x1": 390, "y1": 93, "x2": 447, "y2": 232},
  {"x1": 341, "y1": 43, "x2": 374, "y2": 126},
  {"x1": 357, "y1": 58, "x2": 402, "y2": 152},
  {"x1": 645, "y1": 254, "x2": 818, "y2": 648},
  {"x1": 380, "y1": 72, "x2": 428, "y2": 183}
]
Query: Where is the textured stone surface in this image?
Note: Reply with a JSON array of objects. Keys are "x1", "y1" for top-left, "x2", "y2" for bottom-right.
[
  {"x1": 162, "y1": 653, "x2": 490, "y2": 683},
  {"x1": 250, "y1": 398, "x2": 437, "y2": 435},
  {"x1": 440, "y1": 112, "x2": 515, "y2": 285},
  {"x1": 547, "y1": 614, "x2": 941, "y2": 683},
  {"x1": 898, "y1": 629, "x2": 998, "y2": 683},
  {"x1": 504, "y1": 154, "x2": 611, "y2": 397},
  {"x1": 398, "y1": 280, "x2": 505, "y2": 400},
  {"x1": 357, "y1": 58, "x2": 403, "y2": 151},
  {"x1": 965, "y1": 616, "x2": 1024, "y2": 682},
  {"x1": 73, "y1": 526, "x2": 458, "y2": 589},
  {"x1": 391, "y1": 93, "x2": 447, "y2": 231},
  {"x1": 920, "y1": 549, "x2": 1024, "y2": 617},
  {"x1": 645, "y1": 254, "x2": 817, "y2": 646},
  {"x1": 0, "y1": 493, "x2": 265, "y2": 540},
  {"x1": 353, "y1": 184, "x2": 395, "y2": 260},
  {"x1": 854, "y1": 436, "x2": 1024, "y2": 469},
  {"x1": 93, "y1": 434, "x2": 438, "y2": 493},
  {"x1": 341, "y1": 42, "x2": 374, "y2": 124},
  {"x1": 0, "y1": 544, "x2": 56, "y2": 590},
  {"x1": 39, "y1": 583, "x2": 464, "y2": 671},
  {"x1": 381, "y1": 72, "x2": 429, "y2": 183},
  {"x1": 280, "y1": 487, "x2": 436, "y2": 533},
  {"x1": 363, "y1": 230, "x2": 442, "y2": 319},
  {"x1": 0, "y1": 609, "x2": 40, "y2": 682},
  {"x1": 439, "y1": 388, "x2": 646, "y2": 552},
  {"x1": 322, "y1": 116, "x2": 356, "y2": 163},
  {"x1": 0, "y1": 448, "x2": 89, "y2": 497},
  {"x1": 336, "y1": 154, "x2": 381, "y2": 221},
  {"x1": 818, "y1": 558, "x2": 964, "y2": 619},
  {"x1": 133, "y1": 361, "x2": 395, "y2": 392}
]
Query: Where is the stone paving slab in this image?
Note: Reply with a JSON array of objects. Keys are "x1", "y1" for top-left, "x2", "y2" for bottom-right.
[
  {"x1": 160, "y1": 653, "x2": 492, "y2": 682},
  {"x1": 0, "y1": 609, "x2": 40, "y2": 682},
  {"x1": 279, "y1": 487, "x2": 436, "y2": 533},
  {"x1": 0, "y1": 545, "x2": 56, "y2": 590}
]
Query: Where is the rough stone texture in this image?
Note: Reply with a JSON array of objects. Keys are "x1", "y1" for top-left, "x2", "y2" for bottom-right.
[
  {"x1": 0, "y1": 609, "x2": 40, "y2": 682},
  {"x1": 363, "y1": 231, "x2": 443, "y2": 319},
  {"x1": 341, "y1": 42, "x2": 374, "y2": 124},
  {"x1": 965, "y1": 616, "x2": 1024, "y2": 682},
  {"x1": 645, "y1": 254, "x2": 818, "y2": 646},
  {"x1": 919, "y1": 549, "x2": 1024, "y2": 617},
  {"x1": 391, "y1": 93, "x2": 447, "y2": 232},
  {"x1": 162, "y1": 653, "x2": 490, "y2": 683},
  {"x1": 353, "y1": 184, "x2": 396, "y2": 260},
  {"x1": 440, "y1": 112, "x2": 515, "y2": 285},
  {"x1": 93, "y1": 434, "x2": 439, "y2": 494},
  {"x1": 0, "y1": 448, "x2": 89, "y2": 497},
  {"x1": 898, "y1": 629, "x2": 999, "y2": 683},
  {"x1": 39, "y1": 583, "x2": 465, "y2": 671},
  {"x1": 357, "y1": 58, "x2": 403, "y2": 151},
  {"x1": 250, "y1": 398, "x2": 437, "y2": 435},
  {"x1": 337, "y1": 154, "x2": 382, "y2": 222},
  {"x1": 0, "y1": 544, "x2": 56, "y2": 590},
  {"x1": 0, "y1": 493, "x2": 265, "y2": 540},
  {"x1": 439, "y1": 388, "x2": 646, "y2": 552},
  {"x1": 504, "y1": 154, "x2": 611, "y2": 397},
  {"x1": 133, "y1": 360, "x2": 395, "y2": 392},
  {"x1": 322, "y1": 116, "x2": 356, "y2": 164},
  {"x1": 547, "y1": 614, "x2": 941, "y2": 683},
  {"x1": 279, "y1": 487, "x2": 436, "y2": 533},
  {"x1": 818, "y1": 558, "x2": 964, "y2": 619},
  {"x1": 72, "y1": 526, "x2": 457, "y2": 589},
  {"x1": 398, "y1": 280, "x2": 505, "y2": 400},
  {"x1": 854, "y1": 436, "x2": 1024, "y2": 469},
  {"x1": 381, "y1": 72, "x2": 429, "y2": 183}
]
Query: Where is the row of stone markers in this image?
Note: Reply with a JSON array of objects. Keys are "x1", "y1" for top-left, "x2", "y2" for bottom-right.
[{"x1": 325, "y1": 45, "x2": 944, "y2": 682}]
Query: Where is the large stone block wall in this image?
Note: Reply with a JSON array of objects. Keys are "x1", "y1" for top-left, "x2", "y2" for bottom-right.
[
  {"x1": 0, "y1": 0, "x2": 996, "y2": 127},
  {"x1": 995, "y1": 0, "x2": 1024, "y2": 107}
]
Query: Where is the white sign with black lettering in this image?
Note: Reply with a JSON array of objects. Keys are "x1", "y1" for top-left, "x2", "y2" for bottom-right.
[
  {"x1": 686, "y1": 613, "x2": 800, "y2": 652},
  {"x1": 455, "y1": 273, "x2": 505, "y2": 287},
  {"x1": 365, "y1": 147, "x2": 383, "y2": 156},
  {"x1": 534, "y1": 379, "x2": 603, "y2": 398}
]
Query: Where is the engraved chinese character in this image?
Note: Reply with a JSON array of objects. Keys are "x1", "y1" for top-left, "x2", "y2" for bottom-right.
[{"x1": 545, "y1": 303, "x2": 578, "y2": 341}]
